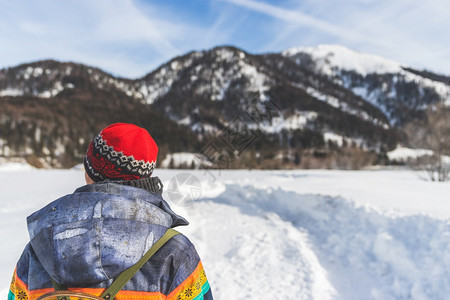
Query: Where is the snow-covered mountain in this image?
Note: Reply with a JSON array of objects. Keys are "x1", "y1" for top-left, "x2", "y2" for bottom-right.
[
  {"x1": 282, "y1": 45, "x2": 450, "y2": 125},
  {"x1": 0, "y1": 45, "x2": 449, "y2": 167},
  {"x1": 283, "y1": 45, "x2": 404, "y2": 76},
  {"x1": 0, "y1": 61, "x2": 135, "y2": 99}
]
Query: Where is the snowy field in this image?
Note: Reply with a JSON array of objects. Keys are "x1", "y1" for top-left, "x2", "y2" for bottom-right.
[{"x1": 1, "y1": 166, "x2": 450, "y2": 299}]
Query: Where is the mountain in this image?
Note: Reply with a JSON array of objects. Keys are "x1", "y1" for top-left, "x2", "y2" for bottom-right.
[
  {"x1": 0, "y1": 61, "x2": 201, "y2": 167},
  {"x1": 0, "y1": 45, "x2": 448, "y2": 169},
  {"x1": 281, "y1": 45, "x2": 450, "y2": 126}
]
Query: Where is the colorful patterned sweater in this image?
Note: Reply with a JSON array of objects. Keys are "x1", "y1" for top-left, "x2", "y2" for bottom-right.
[{"x1": 8, "y1": 181, "x2": 213, "y2": 300}]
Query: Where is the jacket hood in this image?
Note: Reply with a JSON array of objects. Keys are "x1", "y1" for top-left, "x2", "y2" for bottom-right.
[{"x1": 26, "y1": 182, "x2": 188, "y2": 287}]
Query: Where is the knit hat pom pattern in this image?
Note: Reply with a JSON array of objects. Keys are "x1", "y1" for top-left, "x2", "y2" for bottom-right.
[{"x1": 84, "y1": 123, "x2": 158, "y2": 182}]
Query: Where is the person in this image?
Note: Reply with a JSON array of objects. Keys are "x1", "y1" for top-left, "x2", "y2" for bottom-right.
[{"x1": 8, "y1": 123, "x2": 213, "y2": 300}]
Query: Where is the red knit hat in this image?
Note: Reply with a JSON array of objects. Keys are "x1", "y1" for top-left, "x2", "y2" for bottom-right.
[{"x1": 84, "y1": 123, "x2": 158, "y2": 182}]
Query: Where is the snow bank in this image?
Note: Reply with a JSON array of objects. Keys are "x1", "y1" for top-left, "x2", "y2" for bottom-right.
[
  {"x1": 183, "y1": 183, "x2": 450, "y2": 299},
  {"x1": 387, "y1": 146, "x2": 450, "y2": 164},
  {"x1": 387, "y1": 146, "x2": 433, "y2": 162}
]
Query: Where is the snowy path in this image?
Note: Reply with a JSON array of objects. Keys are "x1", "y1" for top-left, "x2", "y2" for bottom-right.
[
  {"x1": 179, "y1": 198, "x2": 336, "y2": 299},
  {"x1": 1, "y1": 168, "x2": 450, "y2": 299}
]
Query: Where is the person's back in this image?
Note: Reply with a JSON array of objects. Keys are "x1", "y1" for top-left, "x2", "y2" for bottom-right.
[{"x1": 8, "y1": 123, "x2": 213, "y2": 300}]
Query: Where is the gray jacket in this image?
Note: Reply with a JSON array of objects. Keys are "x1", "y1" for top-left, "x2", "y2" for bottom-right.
[{"x1": 10, "y1": 179, "x2": 212, "y2": 300}]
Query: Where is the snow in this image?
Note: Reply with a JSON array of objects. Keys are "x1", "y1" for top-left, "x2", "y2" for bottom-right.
[
  {"x1": 323, "y1": 132, "x2": 345, "y2": 147},
  {"x1": 0, "y1": 162, "x2": 34, "y2": 171},
  {"x1": 387, "y1": 146, "x2": 434, "y2": 162},
  {"x1": 0, "y1": 88, "x2": 23, "y2": 97},
  {"x1": 239, "y1": 61, "x2": 269, "y2": 93},
  {"x1": 215, "y1": 48, "x2": 235, "y2": 62},
  {"x1": 283, "y1": 45, "x2": 450, "y2": 111},
  {"x1": 247, "y1": 111, "x2": 317, "y2": 133},
  {"x1": 140, "y1": 66, "x2": 178, "y2": 104},
  {"x1": 190, "y1": 122, "x2": 218, "y2": 134},
  {"x1": 53, "y1": 139, "x2": 66, "y2": 156},
  {"x1": 387, "y1": 146, "x2": 450, "y2": 164},
  {"x1": 126, "y1": 52, "x2": 202, "y2": 104},
  {"x1": 176, "y1": 116, "x2": 191, "y2": 126},
  {"x1": 401, "y1": 71, "x2": 450, "y2": 102},
  {"x1": 1, "y1": 169, "x2": 450, "y2": 299},
  {"x1": 34, "y1": 128, "x2": 41, "y2": 143},
  {"x1": 284, "y1": 111, "x2": 318, "y2": 129},
  {"x1": 32, "y1": 67, "x2": 43, "y2": 77},
  {"x1": 160, "y1": 152, "x2": 209, "y2": 168},
  {"x1": 137, "y1": 54, "x2": 201, "y2": 104},
  {"x1": 305, "y1": 86, "x2": 340, "y2": 108},
  {"x1": 283, "y1": 45, "x2": 403, "y2": 76},
  {"x1": 352, "y1": 86, "x2": 380, "y2": 107},
  {"x1": 0, "y1": 158, "x2": 34, "y2": 171},
  {"x1": 303, "y1": 85, "x2": 389, "y2": 128},
  {"x1": 197, "y1": 48, "x2": 271, "y2": 101}
]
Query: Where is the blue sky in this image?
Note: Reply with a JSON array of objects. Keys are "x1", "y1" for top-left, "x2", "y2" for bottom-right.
[{"x1": 0, "y1": 0, "x2": 449, "y2": 78}]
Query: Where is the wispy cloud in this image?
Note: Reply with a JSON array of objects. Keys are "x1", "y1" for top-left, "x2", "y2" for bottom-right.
[
  {"x1": 0, "y1": 0, "x2": 449, "y2": 76},
  {"x1": 18, "y1": 21, "x2": 47, "y2": 36},
  {"x1": 198, "y1": 5, "x2": 248, "y2": 50},
  {"x1": 222, "y1": 0, "x2": 450, "y2": 74},
  {"x1": 222, "y1": 0, "x2": 385, "y2": 46},
  {"x1": 91, "y1": 0, "x2": 180, "y2": 57},
  {"x1": 0, "y1": 0, "x2": 211, "y2": 77}
]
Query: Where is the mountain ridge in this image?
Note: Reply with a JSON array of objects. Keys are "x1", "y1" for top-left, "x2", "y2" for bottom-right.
[{"x1": 0, "y1": 45, "x2": 448, "y2": 168}]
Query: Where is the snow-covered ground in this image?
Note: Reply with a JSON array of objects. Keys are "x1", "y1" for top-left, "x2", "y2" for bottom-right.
[{"x1": 1, "y1": 167, "x2": 450, "y2": 299}]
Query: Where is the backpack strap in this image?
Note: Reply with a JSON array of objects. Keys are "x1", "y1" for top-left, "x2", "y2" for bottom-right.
[
  {"x1": 50, "y1": 228, "x2": 180, "y2": 300},
  {"x1": 51, "y1": 278, "x2": 69, "y2": 300},
  {"x1": 51, "y1": 278, "x2": 65, "y2": 291},
  {"x1": 101, "y1": 228, "x2": 180, "y2": 299}
]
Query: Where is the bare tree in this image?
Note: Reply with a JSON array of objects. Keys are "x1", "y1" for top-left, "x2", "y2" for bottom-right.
[
  {"x1": 425, "y1": 104, "x2": 450, "y2": 181},
  {"x1": 407, "y1": 103, "x2": 450, "y2": 181}
]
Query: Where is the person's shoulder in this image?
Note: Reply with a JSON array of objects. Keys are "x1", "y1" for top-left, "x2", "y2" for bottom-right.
[
  {"x1": 164, "y1": 231, "x2": 202, "y2": 263},
  {"x1": 170, "y1": 231, "x2": 196, "y2": 250}
]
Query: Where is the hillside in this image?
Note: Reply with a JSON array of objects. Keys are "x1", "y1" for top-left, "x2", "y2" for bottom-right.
[{"x1": 0, "y1": 45, "x2": 448, "y2": 168}]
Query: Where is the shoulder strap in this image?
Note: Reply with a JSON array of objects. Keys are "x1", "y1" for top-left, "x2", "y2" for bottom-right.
[
  {"x1": 101, "y1": 228, "x2": 180, "y2": 299},
  {"x1": 51, "y1": 228, "x2": 180, "y2": 300}
]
